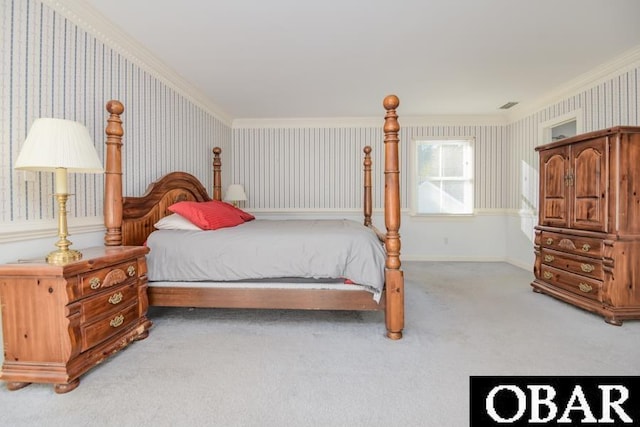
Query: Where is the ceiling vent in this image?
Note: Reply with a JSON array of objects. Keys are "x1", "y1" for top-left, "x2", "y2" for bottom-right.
[{"x1": 499, "y1": 101, "x2": 519, "y2": 110}]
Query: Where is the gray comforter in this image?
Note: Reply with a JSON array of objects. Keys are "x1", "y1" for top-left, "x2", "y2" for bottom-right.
[{"x1": 146, "y1": 219, "x2": 386, "y2": 300}]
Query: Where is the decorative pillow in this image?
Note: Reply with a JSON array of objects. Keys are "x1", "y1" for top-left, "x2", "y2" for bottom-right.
[
  {"x1": 229, "y1": 204, "x2": 255, "y2": 222},
  {"x1": 168, "y1": 200, "x2": 246, "y2": 230},
  {"x1": 154, "y1": 213, "x2": 202, "y2": 231}
]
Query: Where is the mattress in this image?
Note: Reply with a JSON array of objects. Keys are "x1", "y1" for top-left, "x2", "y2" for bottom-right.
[{"x1": 145, "y1": 219, "x2": 386, "y2": 301}]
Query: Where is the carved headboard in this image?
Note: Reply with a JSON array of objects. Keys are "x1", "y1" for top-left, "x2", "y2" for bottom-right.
[
  {"x1": 103, "y1": 100, "x2": 215, "y2": 246},
  {"x1": 120, "y1": 172, "x2": 211, "y2": 246}
]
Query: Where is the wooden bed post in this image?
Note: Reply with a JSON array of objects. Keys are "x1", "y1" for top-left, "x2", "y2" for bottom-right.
[
  {"x1": 104, "y1": 100, "x2": 125, "y2": 246},
  {"x1": 383, "y1": 95, "x2": 404, "y2": 340},
  {"x1": 363, "y1": 146, "x2": 373, "y2": 227},
  {"x1": 212, "y1": 147, "x2": 222, "y2": 201}
]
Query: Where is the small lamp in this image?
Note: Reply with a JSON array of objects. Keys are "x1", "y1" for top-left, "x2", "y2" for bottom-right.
[
  {"x1": 14, "y1": 118, "x2": 104, "y2": 265},
  {"x1": 224, "y1": 184, "x2": 247, "y2": 207}
]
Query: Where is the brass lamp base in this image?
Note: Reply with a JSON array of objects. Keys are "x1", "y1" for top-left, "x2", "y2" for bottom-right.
[
  {"x1": 46, "y1": 192, "x2": 83, "y2": 265},
  {"x1": 46, "y1": 248, "x2": 82, "y2": 265}
]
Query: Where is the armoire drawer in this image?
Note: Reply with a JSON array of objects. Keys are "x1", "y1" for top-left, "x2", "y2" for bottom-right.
[
  {"x1": 540, "y1": 231, "x2": 602, "y2": 258},
  {"x1": 539, "y1": 265, "x2": 602, "y2": 302},
  {"x1": 540, "y1": 248, "x2": 602, "y2": 280}
]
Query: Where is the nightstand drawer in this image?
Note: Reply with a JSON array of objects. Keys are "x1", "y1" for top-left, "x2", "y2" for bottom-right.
[
  {"x1": 539, "y1": 265, "x2": 602, "y2": 302},
  {"x1": 81, "y1": 302, "x2": 139, "y2": 352},
  {"x1": 541, "y1": 248, "x2": 602, "y2": 280},
  {"x1": 80, "y1": 282, "x2": 138, "y2": 323},
  {"x1": 80, "y1": 260, "x2": 139, "y2": 297},
  {"x1": 540, "y1": 231, "x2": 602, "y2": 258}
]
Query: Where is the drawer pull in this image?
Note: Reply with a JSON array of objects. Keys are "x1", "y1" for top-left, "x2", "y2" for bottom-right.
[
  {"x1": 544, "y1": 254, "x2": 555, "y2": 263},
  {"x1": 543, "y1": 271, "x2": 553, "y2": 280},
  {"x1": 108, "y1": 292, "x2": 123, "y2": 305},
  {"x1": 581, "y1": 263, "x2": 595, "y2": 273},
  {"x1": 89, "y1": 277, "x2": 101, "y2": 290},
  {"x1": 578, "y1": 283, "x2": 593, "y2": 293},
  {"x1": 110, "y1": 314, "x2": 125, "y2": 328},
  {"x1": 582, "y1": 244, "x2": 591, "y2": 252},
  {"x1": 127, "y1": 265, "x2": 136, "y2": 277},
  {"x1": 545, "y1": 238, "x2": 554, "y2": 245}
]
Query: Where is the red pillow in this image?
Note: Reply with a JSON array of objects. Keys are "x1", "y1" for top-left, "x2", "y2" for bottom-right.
[
  {"x1": 217, "y1": 201, "x2": 254, "y2": 221},
  {"x1": 168, "y1": 200, "x2": 246, "y2": 230},
  {"x1": 229, "y1": 204, "x2": 255, "y2": 222}
]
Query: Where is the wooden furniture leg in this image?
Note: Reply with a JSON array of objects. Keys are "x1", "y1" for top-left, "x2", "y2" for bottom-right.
[
  {"x1": 54, "y1": 379, "x2": 80, "y2": 394},
  {"x1": 6, "y1": 381, "x2": 31, "y2": 391}
]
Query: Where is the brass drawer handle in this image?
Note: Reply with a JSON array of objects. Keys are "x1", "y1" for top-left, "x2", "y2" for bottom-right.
[
  {"x1": 127, "y1": 265, "x2": 136, "y2": 277},
  {"x1": 544, "y1": 254, "x2": 555, "y2": 263},
  {"x1": 545, "y1": 238, "x2": 554, "y2": 245},
  {"x1": 581, "y1": 263, "x2": 595, "y2": 273},
  {"x1": 110, "y1": 314, "x2": 125, "y2": 328},
  {"x1": 578, "y1": 283, "x2": 593, "y2": 293},
  {"x1": 89, "y1": 277, "x2": 101, "y2": 290},
  {"x1": 108, "y1": 292, "x2": 123, "y2": 305},
  {"x1": 543, "y1": 271, "x2": 553, "y2": 280},
  {"x1": 582, "y1": 244, "x2": 591, "y2": 252}
]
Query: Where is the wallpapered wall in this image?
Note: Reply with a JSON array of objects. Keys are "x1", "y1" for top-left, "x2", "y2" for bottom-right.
[
  {"x1": 508, "y1": 67, "x2": 640, "y2": 214},
  {"x1": 231, "y1": 124, "x2": 507, "y2": 210},
  {"x1": 2, "y1": 0, "x2": 639, "y2": 235},
  {"x1": 1, "y1": 0, "x2": 231, "y2": 226},
  {"x1": 230, "y1": 66, "x2": 639, "y2": 213}
]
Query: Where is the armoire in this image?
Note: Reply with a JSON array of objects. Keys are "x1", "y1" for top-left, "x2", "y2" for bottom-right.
[{"x1": 532, "y1": 126, "x2": 640, "y2": 325}]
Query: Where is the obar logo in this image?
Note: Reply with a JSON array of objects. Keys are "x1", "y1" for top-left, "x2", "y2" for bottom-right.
[{"x1": 470, "y1": 377, "x2": 640, "y2": 426}]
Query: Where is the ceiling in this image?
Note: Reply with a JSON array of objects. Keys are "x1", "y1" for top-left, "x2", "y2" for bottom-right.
[{"x1": 82, "y1": 0, "x2": 640, "y2": 120}]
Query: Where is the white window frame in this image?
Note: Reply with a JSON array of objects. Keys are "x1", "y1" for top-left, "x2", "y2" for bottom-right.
[
  {"x1": 538, "y1": 109, "x2": 583, "y2": 147},
  {"x1": 410, "y1": 137, "x2": 474, "y2": 216}
]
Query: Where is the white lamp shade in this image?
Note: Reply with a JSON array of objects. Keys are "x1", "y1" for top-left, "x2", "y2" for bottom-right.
[
  {"x1": 14, "y1": 118, "x2": 103, "y2": 173},
  {"x1": 224, "y1": 184, "x2": 247, "y2": 202}
]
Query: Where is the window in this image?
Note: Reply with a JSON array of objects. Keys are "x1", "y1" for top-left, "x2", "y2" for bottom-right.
[
  {"x1": 539, "y1": 110, "x2": 582, "y2": 146},
  {"x1": 412, "y1": 138, "x2": 474, "y2": 214}
]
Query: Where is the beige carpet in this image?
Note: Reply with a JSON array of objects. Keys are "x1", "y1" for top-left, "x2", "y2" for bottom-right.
[{"x1": 1, "y1": 262, "x2": 639, "y2": 426}]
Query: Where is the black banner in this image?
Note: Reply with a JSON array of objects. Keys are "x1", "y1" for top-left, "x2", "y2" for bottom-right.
[{"x1": 470, "y1": 376, "x2": 640, "y2": 426}]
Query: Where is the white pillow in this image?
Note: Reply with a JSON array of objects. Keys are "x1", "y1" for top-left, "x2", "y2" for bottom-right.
[{"x1": 154, "y1": 213, "x2": 202, "y2": 230}]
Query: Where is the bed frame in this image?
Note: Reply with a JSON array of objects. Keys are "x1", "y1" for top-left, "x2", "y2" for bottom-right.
[{"x1": 103, "y1": 96, "x2": 404, "y2": 339}]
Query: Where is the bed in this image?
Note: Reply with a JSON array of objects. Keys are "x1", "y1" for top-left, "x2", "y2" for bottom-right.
[{"x1": 103, "y1": 95, "x2": 404, "y2": 339}]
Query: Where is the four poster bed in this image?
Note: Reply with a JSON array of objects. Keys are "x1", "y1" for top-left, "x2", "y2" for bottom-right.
[{"x1": 103, "y1": 95, "x2": 404, "y2": 339}]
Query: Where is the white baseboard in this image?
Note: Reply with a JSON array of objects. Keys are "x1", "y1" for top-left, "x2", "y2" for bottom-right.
[{"x1": 402, "y1": 255, "x2": 532, "y2": 272}]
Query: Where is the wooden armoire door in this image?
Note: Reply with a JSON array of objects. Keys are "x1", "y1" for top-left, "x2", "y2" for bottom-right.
[
  {"x1": 570, "y1": 137, "x2": 608, "y2": 232},
  {"x1": 539, "y1": 146, "x2": 570, "y2": 228}
]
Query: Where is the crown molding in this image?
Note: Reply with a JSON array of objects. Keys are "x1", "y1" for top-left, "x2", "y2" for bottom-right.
[
  {"x1": 232, "y1": 114, "x2": 508, "y2": 129},
  {"x1": 507, "y1": 44, "x2": 640, "y2": 122},
  {"x1": 41, "y1": 0, "x2": 233, "y2": 127},
  {"x1": 38, "y1": 1, "x2": 640, "y2": 130}
]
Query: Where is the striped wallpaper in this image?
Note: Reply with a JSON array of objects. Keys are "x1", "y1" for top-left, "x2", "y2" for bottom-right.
[
  {"x1": 2, "y1": 0, "x2": 639, "y2": 237},
  {"x1": 1, "y1": 0, "x2": 231, "y2": 226},
  {"x1": 507, "y1": 66, "x2": 640, "y2": 212},
  {"x1": 230, "y1": 124, "x2": 507, "y2": 211},
  {"x1": 232, "y1": 65, "x2": 638, "y2": 213}
]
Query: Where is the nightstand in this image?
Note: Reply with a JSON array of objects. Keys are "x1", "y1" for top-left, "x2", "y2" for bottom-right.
[{"x1": 0, "y1": 246, "x2": 152, "y2": 393}]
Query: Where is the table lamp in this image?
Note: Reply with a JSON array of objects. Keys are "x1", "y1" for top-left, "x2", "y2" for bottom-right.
[
  {"x1": 14, "y1": 118, "x2": 104, "y2": 265},
  {"x1": 224, "y1": 184, "x2": 247, "y2": 207}
]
